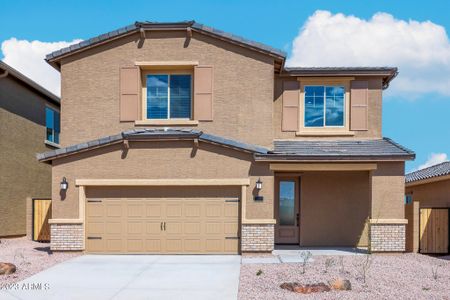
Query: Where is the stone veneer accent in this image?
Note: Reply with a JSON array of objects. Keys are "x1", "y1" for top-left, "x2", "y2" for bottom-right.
[
  {"x1": 370, "y1": 223, "x2": 406, "y2": 252},
  {"x1": 50, "y1": 223, "x2": 84, "y2": 251},
  {"x1": 241, "y1": 224, "x2": 274, "y2": 252}
]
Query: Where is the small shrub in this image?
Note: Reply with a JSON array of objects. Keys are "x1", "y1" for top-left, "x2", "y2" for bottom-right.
[
  {"x1": 300, "y1": 251, "x2": 312, "y2": 274},
  {"x1": 256, "y1": 269, "x2": 263, "y2": 276},
  {"x1": 339, "y1": 256, "x2": 345, "y2": 274},
  {"x1": 431, "y1": 266, "x2": 438, "y2": 280},
  {"x1": 323, "y1": 258, "x2": 336, "y2": 273},
  {"x1": 353, "y1": 254, "x2": 372, "y2": 284}
]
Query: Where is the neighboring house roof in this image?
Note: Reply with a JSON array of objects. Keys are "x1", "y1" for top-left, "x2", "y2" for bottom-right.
[
  {"x1": 254, "y1": 138, "x2": 415, "y2": 161},
  {"x1": 406, "y1": 161, "x2": 450, "y2": 185},
  {"x1": 37, "y1": 128, "x2": 270, "y2": 162},
  {"x1": 0, "y1": 61, "x2": 60, "y2": 105},
  {"x1": 282, "y1": 67, "x2": 398, "y2": 89},
  {"x1": 45, "y1": 21, "x2": 286, "y2": 69}
]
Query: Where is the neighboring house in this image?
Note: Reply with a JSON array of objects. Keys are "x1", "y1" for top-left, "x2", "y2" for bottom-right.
[
  {"x1": 37, "y1": 21, "x2": 414, "y2": 254},
  {"x1": 0, "y1": 61, "x2": 60, "y2": 237},
  {"x1": 405, "y1": 162, "x2": 450, "y2": 254}
]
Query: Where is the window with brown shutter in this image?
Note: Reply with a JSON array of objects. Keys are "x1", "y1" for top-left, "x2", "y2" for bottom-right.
[
  {"x1": 119, "y1": 67, "x2": 140, "y2": 121},
  {"x1": 282, "y1": 81, "x2": 300, "y2": 131},
  {"x1": 350, "y1": 80, "x2": 369, "y2": 131},
  {"x1": 193, "y1": 66, "x2": 213, "y2": 121}
]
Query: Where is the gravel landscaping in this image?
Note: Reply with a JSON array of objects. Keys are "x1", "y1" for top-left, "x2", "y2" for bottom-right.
[
  {"x1": 0, "y1": 237, "x2": 81, "y2": 287},
  {"x1": 239, "y1": 253, "x2": 450, "y2": 299}
]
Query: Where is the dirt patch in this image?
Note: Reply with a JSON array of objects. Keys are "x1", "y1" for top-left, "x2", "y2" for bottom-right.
[
  {"x1": 239, "y1": 253, "x2": 450, "y2": 299},
  {"x1": 0, "y1": 237, "x2": 81, "y2": 287}
]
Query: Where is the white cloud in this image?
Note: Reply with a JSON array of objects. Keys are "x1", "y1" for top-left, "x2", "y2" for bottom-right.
[
  {"x1": 417, "y1": 153, "x2": 448, "y2": 170},
  {"x1": 1, "y1": 38, "x2": 82, "y2": 96},
  {"x1": 287, "y1": 11, "x2": 450, "y2": 97}
]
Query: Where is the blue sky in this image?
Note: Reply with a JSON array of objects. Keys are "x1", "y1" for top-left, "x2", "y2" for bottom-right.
[{"x1": 1, "y1": 0, "x2": 449, "y2": 172}]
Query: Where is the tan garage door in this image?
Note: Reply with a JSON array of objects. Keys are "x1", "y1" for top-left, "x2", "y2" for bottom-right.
[{"x1": 85, "y1": 186, "x2": 240, "y2": 254}]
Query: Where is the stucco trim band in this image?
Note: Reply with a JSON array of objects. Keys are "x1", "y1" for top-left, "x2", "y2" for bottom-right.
[
  {"x1": 369, "y1": 218, "x2": 408, "y2": 224},
  {"x1": 75, "y1": 178, "x2": 250, "y2": 186},
  {"x1": 270, "y1": 163, "x2": 377, "y2": 171}
]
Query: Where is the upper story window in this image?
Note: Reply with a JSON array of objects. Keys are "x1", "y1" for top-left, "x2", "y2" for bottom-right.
[
  {"x1": 45, "y1": 107, "x2": 60, "y2": 144},
  {"x1": 146, "y1": 74, "x2": 192, "y2": 119},
  {"x1": 304, "y1": 86, "x2": 345, "y2": 127}
]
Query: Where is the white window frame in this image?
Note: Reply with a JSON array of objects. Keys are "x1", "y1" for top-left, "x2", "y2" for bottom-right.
[{"x1": 304, "y1": 85, "x2": 346, "y2": 128}]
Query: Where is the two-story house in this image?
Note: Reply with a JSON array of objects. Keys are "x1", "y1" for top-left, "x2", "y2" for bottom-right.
[
  {"x1": 1, "y1": 61, "x2": 60, "y2": 238},
  {"x1": 38, "y1": 21, "x2": 414, "y2": 254}
]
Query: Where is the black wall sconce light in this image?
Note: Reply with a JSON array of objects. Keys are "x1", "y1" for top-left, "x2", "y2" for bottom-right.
[
  {"x1": 254, "y1": 178, "x2": 264, "y2": 201},
  {"x1": 60, "y1": 177, "x2": 68, "y2": 190}
]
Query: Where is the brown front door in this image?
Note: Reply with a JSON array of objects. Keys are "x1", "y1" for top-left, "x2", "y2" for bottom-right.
[{"x1": 275, "y1": 177, "x2": 300, "y2": 244}]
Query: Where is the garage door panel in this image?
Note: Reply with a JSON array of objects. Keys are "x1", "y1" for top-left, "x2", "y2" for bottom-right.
[
  {"x1": 166, "y1": 239, "x2": 183, "y2": 252},
  {"x1": 87, "y1": 203, "x2": 104, "y2": 217},
  {"x1": 205, "y1": 222, "x2": 222, "y2": 234},
  {"x1": 185, "y1": 239, "x2": 202, "y2": 252},
  {"x1": 145, "y1": 239, "x2": 162, "y2": 252},
  {"x1": 184, "y1": 222, "x2": 201, "y2": 234},
  {"x1": 206, "y1": 204, "x2": 222, "y2": 217},
  {"x1": 106, "y1": 239, "x2": 122, "y2": 252},
  {"x1": 185, "y1": 205, "x2": 201, "y2": 217},
  {"x1": 106, "y1": 222, "x2": 122, "y2": 234},
  {"x1": 127, "y1": 222, "x2": 144, "y2": 234},
  {"x1": 166, "y1": 205, "x2": 182, "y2": 218},
  {"x1": 127, "y1": 203, "x2": 145, "y2": 218},
  {"x1": 224, "y1": 222, "x2": 239, "y2": 235},
  {"x1": 127, "y1": 239, "x2": 144, "y2": 252},
  {"x1": 224, "y1": 239, "x2": 239, "y2": 253},
  {"x1": 87, "y1": 222, "x2": 105, "y2": 235},
  {"x1": 146, "y1": 204, "x2": 162, "y2": 218},
  {"x1": 86, "y1": 238, "x2": 104, "y2": 252},
  {"x1": 106, "y1": 204, "x2": 122, "y2": 217},
  {"x1": 86, "y1": 187, "x2": 240, "y2": 254},
  {"x1": 205, "y1": 239, "x2": 223, "y2": 252},
  {"x1": 146, "y1": 222, "x2": 162, "y2": 234},
  {"x1": 224, "y1": 203, "x2": 239, "y2": 217}
]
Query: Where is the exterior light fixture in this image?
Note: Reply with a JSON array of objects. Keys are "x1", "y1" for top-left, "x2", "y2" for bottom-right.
[
  {"x1": 254, "y1": 178, "x2": 263, "y2": 201},
  {"x1": 256, "y1": 178, "x2": 263, "y2": 190},
  {"x1": 60, "y1": 177, "x2": 68, "y2": 190}
]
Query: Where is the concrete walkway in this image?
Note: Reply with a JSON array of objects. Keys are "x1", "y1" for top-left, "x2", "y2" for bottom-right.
[
  {"x1": 0, "y1": 255, "x2": 241, "y2": 300},
  {"x1": 242, "y1": 247, "x2": 367, "y2": 264}
]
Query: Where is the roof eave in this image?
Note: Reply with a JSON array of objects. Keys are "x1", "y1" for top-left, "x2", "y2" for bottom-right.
[
  {"x1": 254, "y1": 154, "x2": 415, "y2": 162},
  {"x1": 406, "y1": 174, "x2": 450, "y2": 187},
  {"x1": 0, "y1": 61, "x2": 60, "y2": 104},
  {"x1": 45, "y1": 21, "x2": 286, "y2": 69}
]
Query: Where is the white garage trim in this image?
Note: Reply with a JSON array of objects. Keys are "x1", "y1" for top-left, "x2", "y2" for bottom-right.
[{"x1": 75, "y1": 178, "x2": 250, "y2": 186}]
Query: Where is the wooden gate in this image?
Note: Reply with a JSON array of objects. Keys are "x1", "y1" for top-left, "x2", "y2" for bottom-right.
[
  {"x1": 419, "y1": 208, "x2": 449, "y2": 254},
  {"x1": 33, "y1": 199, "x2": 52, "y2": 242}
]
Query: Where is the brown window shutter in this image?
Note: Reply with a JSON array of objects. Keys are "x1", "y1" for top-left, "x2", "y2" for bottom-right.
[
  {"x1": 194, "y1": 66, "x2": 213, "y2": 121},
  {"x1": 350, "y1": 80, "x2": 369, "y2": 131},
  {"x1": 282, "y1": 81, "x2": 300, "y2": 131},
  {"x1": 119, "y1": 66, "x2": 140, "y2": 121}
]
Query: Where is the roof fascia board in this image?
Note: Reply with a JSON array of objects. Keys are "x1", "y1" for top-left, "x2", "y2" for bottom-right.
[{"x1": 406, "y1": 174, "x2": 450, "y2": 187}]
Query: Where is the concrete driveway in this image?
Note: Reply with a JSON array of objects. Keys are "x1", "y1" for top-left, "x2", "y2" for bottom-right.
[{"x1": 1, "y1": 255, "x2": 241, "y2": 300}]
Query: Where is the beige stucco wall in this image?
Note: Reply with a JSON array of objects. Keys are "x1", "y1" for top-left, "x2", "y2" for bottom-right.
[
  {"x1": 51, "y1": 140, "x2": 274, "y2": 221},
  {"x1": 406, "y1": 179, "x2": 450, "y2": 208},
  {"x1": 405, "y1": 179, "x2": 450, "y2": 253},
  {"x1": 299, "y1": 171, "x2": 371, "y2": 247},
  {"x1": 0, "y1": 75, "x2": 57, "y2": 236},
  {"x1": 59, "y1": 31, "x2": 275, "y2": 148},
  {"x1": 273, "y1": 76, "x2": 383, "y2": 140},
  {"x1": 371, "y1": 161, "x2": 405, "y2": 219}
]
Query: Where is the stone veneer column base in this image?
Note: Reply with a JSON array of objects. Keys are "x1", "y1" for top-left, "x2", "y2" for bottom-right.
[
  {"x1": 50, "y1": 223, "x2": 84, "y2": 251},
  {"x1": 370, "y1": 223, "x2": 406, "y2": 252},
  {"x1": 241, "y1": 224, "x2": 274, "y2": 252}
]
